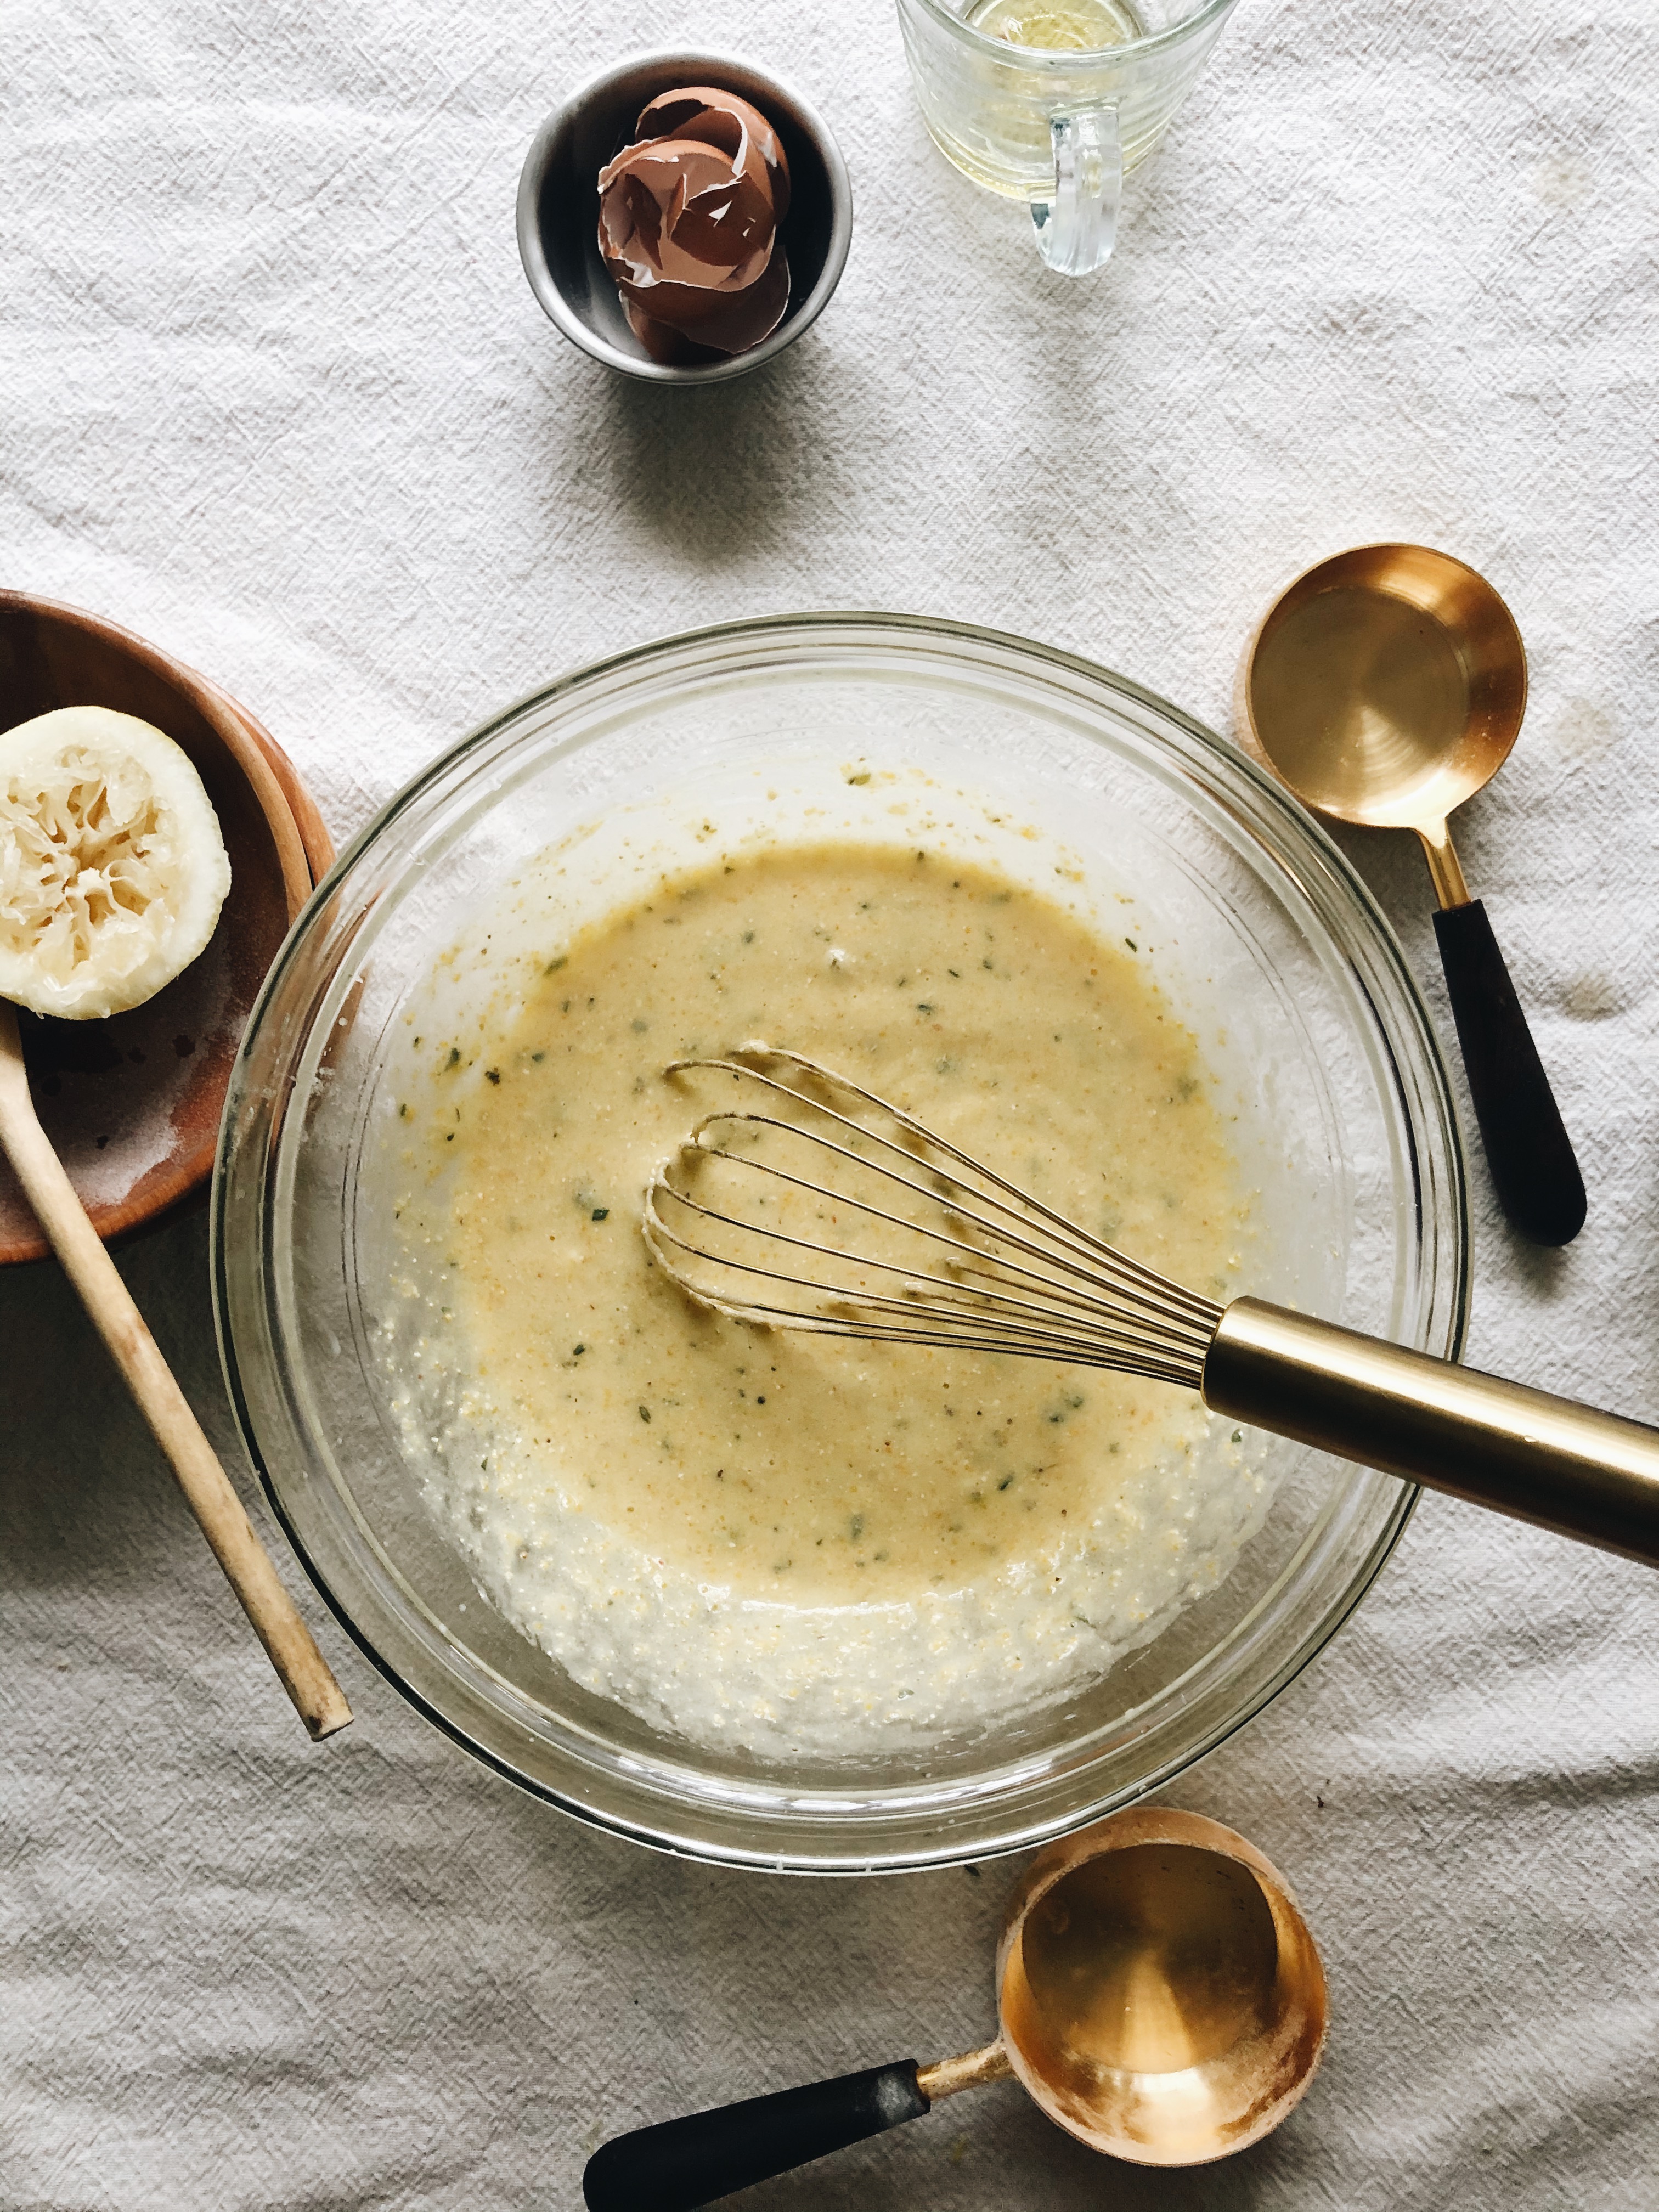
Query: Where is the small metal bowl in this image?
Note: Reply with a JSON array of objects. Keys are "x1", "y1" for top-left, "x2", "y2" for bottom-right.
[{"x1": 516, "y1": 48, "x2": 853, "y2": 386}]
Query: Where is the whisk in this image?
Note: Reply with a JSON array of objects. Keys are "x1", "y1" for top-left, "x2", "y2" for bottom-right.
[{"x1": 644, "y1": 1046, "x2": 1659, "y2": 1567}]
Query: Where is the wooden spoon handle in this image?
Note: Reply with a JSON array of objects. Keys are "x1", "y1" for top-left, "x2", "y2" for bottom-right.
[{"x1": 0, "y1": 1005, "x2": 352, "y2": 1740}]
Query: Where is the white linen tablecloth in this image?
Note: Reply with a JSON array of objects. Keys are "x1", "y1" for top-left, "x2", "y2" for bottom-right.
[{"x1": 3, "y1": 1, "x2": 1657, "y2": 2204}]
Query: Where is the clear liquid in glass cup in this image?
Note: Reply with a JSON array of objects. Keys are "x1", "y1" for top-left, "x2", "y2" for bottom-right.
[
  {"x1": 896, "y1": 0, "x2": 1239, "y2": 274},
  {"x1": 966, "y1": 0, "x2": 1144, "y2": 52}
]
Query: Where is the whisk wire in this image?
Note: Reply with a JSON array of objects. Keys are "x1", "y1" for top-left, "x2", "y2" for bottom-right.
[
  {"x1": 649, "y1": 1181, "x2": 1194, "y2": 1373},
  {"x1": 672, "y1": 1049, "x2": 1220, "y2": 1330},
  {"x1": 644, "y1": 1048, "x2": 1222, "y2": 1390},
  {"x1": 675, "y1": 1111, "x2": 1203, "y2": 1349}
]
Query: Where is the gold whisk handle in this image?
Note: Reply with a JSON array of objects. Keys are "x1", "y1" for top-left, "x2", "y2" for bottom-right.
[{"x1": 1204, "y1": 1297, "x2": 1659, "y2": 1568}]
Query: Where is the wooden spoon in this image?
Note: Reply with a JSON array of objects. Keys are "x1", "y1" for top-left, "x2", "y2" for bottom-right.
[{"x1": 0, "y1": 997, "x2": 352, "y2": 1740}]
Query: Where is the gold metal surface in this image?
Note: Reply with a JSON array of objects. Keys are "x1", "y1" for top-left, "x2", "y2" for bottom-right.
[
  {"x1": 1205, "y1": 1298, "x2": 1659, "y2": 1566},
  {"x1": 916, "y1": 2041, "x2": 1013, "y2": 2101},
  {"x1": 964, "y1": 1805, "x2": 1328, "y2": 2166},
  {"x1": 1237, "y1": 543, "x2": 1528, "y2": 911},
  {"x1": 1018, "y1": 1847, "x2": 1278, "y2": 2073}
]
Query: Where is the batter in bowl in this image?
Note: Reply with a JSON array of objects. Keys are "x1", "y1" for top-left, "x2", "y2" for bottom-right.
[{"x1": 380, "y1": 840, "x2": 1268, "y2": 1751}]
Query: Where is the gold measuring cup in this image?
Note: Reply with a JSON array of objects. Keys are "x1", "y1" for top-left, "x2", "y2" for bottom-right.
[
  {"x1": 582, "y1": 1808, "x2": 1327, "y2": 2208},
  {"x1": 1238, "y1": 544, "x2": 1586, "y2": 1247}
]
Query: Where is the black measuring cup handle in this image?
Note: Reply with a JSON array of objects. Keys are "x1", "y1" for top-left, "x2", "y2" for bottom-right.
[
  {"x1": 583, "y1": 2060, "x2": 929, "y2": 2211},
  {"x1": 1433, "y1": 899, "x2": 1586, "y2": 1246}
]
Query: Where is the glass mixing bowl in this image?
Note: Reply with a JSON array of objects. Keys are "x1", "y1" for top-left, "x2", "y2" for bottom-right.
[{"x1": 213, "y1": 614, "x2": 1468, "y2": 1873}]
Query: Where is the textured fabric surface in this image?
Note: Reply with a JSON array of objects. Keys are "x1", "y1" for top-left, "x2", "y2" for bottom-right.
[{"x1": 3, "y1": 0, "x2": 1658, "y2": 2205}]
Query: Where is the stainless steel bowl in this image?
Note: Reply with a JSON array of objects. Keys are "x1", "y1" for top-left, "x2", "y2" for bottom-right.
[
  {"x1": 517, "y1": 49, "x2": 853, "y2": 385},
  {"x1": 213, "y1": 614, "x2": 1468, "y2": 1872}
]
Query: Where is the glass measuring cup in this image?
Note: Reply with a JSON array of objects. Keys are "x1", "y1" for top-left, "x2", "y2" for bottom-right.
[{"x1": 895, "y1": 0, "x2": 1240, "y2": 273}]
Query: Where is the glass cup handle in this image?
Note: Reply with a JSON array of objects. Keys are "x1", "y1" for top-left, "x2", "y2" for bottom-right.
[{"x1": 1031, "y1": 106, "x2": 1122, "y2": 276}]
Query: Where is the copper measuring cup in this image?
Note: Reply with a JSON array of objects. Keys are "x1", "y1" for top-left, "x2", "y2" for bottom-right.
[
  {"x1": 1238, "y1": 544, "x2": 1586, "y2": 1247},
  {"x1": 583, "y1": 1808, "x2": 1328, "y2": 2207}
]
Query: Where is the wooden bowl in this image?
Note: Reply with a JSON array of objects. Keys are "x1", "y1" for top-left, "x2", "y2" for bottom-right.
[{"x1": 0, "y1": 591, "x2": 334, "y2": 1265}]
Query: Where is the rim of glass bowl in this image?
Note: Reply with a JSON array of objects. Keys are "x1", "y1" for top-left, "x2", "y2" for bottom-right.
[{"x1": 213, "y1": 612, "x2": 1469, "y2": 1875}]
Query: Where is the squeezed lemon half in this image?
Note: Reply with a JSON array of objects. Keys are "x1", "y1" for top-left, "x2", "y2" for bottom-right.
[{"x1": 0, "y1": 705, "x2": 232, "y2": 1020}]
